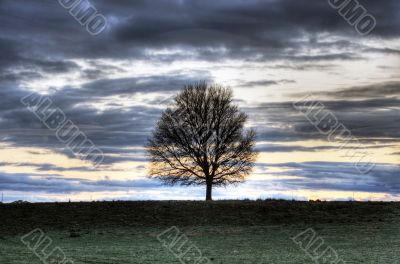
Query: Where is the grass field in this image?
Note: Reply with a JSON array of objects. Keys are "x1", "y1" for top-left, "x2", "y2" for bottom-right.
[{"x1": 1, "y1": 200, "x2": 400, "y2": 263}]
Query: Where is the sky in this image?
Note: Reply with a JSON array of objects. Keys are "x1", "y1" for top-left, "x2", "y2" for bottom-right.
[{"x1": 0, "y1": 0, "x2": 399, "y2": 202}]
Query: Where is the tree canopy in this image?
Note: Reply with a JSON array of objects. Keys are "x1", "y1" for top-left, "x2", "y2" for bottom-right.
[{"x1": 146, "y1": 83, "x2": 257, "y2": 200}]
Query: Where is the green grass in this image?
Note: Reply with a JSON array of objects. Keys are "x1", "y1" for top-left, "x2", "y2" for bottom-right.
[{"x1": 1, "y1": 200, "x2": 400, "y2": 263}]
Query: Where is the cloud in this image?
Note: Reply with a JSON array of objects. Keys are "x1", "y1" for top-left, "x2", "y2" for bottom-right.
[
  {"x1": 0, "y1": 172, "x2": 161, "y2": 193},
  {"x1": 298, "y1": 82, "x2": 400, "y2": 99},
  {"x1": 255, "y1": 144, "x2": 338, "y2": 153},
  {"x1": 0, "y1": 72, "x2": 213, "y2": 155},
  {"x1": 259, "y1": 162, "x2": 400, "y2": 193},
  {"x1": 0, "y1": 0, "x2": 398, "y2": 71},
  {"x1": 238, "y1": 79, "x2": 296, "y2": 88},
  {"x1": 248, "y1": 82, "x2": 400, "y2": 142}
]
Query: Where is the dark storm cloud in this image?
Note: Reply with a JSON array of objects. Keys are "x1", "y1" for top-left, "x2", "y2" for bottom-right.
[
  {"x1": 302, "y1": 82, "x2": 400, "y2": 99},
  {"x1": 0, "y1": 38, "x2": 21, "y2": 71},
  {"x1": 363, "y1": 47, "x2": 400, "y2": 55},
  {"x1": 270, "y1": 63, "x2": 339, "y2": 71},
  {"x1": 251, "y1": 81, "x2": 400, "y2": 143},
  {"x1": 238, "y1": 79, "x2": 296, "y2": 88},
  {"x1": 253, "y1": 98, "x2": 400, "y2": 142},
  {"x1": 0, "y1": 71, "x2": 43, "y2": 82},
  {"x1": 0, "y1": 70, "x2": 214, "y2": 157},
  {"x1": 25, "y1": 59, "x2": 79, "y2": 74},
  {"x1": 52, "y1": 147, "x2": 148, "y2": 166},
  {"x1": 0, "y1": 86, "x2": 150, "y2": 156},
  {"x1": 0, "y1": 37, "x2": 79, "y2": 74},
  {"x1": 256, "y1": 144, "x2": 341, "y2": 153},
  {"x1": 259, "y1": 162, "x2": 400, "y2": 194},
  {"x1": 0, "y1": 94, "x2": 158, "y2": 150},
  {"x1": 0, "y1": 172, "x2": 160, "y2": 193},
  {"x1": 53, "y1": 71, "x2": 212, "y2": 102},
  {"x1": 0, "y1": 161, "x2": 125, "y2": 172},
  {"x1": 0, "y1": 0, "x2": 398, "y2": 71},
  {"x1": 110, "y1": 0, "x2": 399, "y2": 60}
]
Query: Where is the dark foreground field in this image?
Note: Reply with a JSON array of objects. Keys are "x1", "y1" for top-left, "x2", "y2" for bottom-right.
[{"x1": 1, "y1": 200, "x2": 399, "y2": 263}]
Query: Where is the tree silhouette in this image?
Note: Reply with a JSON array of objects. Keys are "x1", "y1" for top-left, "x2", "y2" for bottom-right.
[{"x1": 146, "y1": 83, "x2": 257, "y2": 200}]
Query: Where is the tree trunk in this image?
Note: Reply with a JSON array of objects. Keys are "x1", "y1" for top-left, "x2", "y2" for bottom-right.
[{"x1": 206, "y1": 182, "x2": 212, "y2": 201}]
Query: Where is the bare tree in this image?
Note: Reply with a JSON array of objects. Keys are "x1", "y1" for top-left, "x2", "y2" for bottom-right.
[{"x1": 146, "y1": 83, "x2": 257, "y2": 200}]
